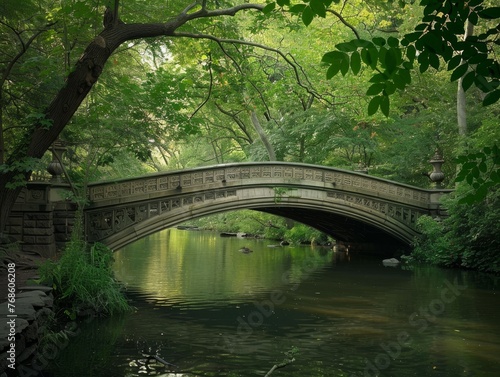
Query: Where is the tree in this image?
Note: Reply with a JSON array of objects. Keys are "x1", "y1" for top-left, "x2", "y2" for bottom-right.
[
  {"x1": 271, "y1": 0, "x2": 499, "y2": 114},
  {"x1": 0, "y1": 0, "x2": 270, "y2": 235},
  {"x1": 270, "y1": 0, "x2": 499, "y2": 199}
]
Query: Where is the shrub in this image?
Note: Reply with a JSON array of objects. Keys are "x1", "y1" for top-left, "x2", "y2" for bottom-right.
[
  {"x1": 39, "y1": 240, "x2": 130, "y2": 318},
  {"x1": 411, "y1": 185, "x2": 500, "y2": 273},
  {"x1": 411, "y1": 215, "x2": 456, "y2": 266},
  {"x1": 284, "y1": 223, "x2": 328, "y2": 245}
]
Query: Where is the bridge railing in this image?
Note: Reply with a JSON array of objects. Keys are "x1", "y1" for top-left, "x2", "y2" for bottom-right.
[{"x1": 86, "y1": 162, "x2": 442, "y2": 209}]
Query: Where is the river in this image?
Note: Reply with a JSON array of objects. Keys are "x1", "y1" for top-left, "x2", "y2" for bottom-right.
[{"x1": 43, "y1": 228, "x2": 500, "y2": 377}]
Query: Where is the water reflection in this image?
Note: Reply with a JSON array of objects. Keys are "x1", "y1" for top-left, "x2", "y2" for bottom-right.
[
  {"x1": 113, "y1": 229, "x2": 333, "y2": 307},
  {"x1": 44, "y1": 229, "x2": 500, "y2": 377}
]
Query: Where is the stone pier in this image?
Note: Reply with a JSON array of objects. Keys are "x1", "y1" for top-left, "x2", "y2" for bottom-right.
[{"x1": 5, "y1": 183, "x2": 77, "y2": 257}]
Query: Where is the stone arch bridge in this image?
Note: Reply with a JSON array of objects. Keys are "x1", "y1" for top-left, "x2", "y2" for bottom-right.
[{"x1": 82, "y1": 162, "x2": 450, "y2": 251}]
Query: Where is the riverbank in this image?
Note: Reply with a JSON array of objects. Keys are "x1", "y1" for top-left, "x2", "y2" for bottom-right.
[
  {"x1": 1, "y1": 246, "x2": 45, "y2": 298},
  {"x1": 0, "y1": 246, "x2": 55, "y2": 377}
]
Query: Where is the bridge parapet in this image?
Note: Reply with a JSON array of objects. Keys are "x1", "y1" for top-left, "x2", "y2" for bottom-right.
[{"x1": 87, "y1": 162, "x2": 434, "y2": 208}]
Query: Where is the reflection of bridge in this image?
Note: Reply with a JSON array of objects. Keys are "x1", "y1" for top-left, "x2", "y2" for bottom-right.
[
  {"x1": 7, "y1": 162, "x2": 451, "y2": 255},
  {"x1": 83, "y1": 162, "x2": 450, "y2": 251}
]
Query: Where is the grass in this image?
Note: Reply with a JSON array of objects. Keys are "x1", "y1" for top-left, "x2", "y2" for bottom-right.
[{"x1": 38, "y1": 239, "x2": 130, "y2": 319}]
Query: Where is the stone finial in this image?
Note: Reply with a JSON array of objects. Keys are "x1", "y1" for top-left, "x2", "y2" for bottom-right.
[
  {"x1": 429, "y1": 149, "x2": 445, "y2": 188},
  {"x1": 47, "y1": 139, "x2": 67, "y2": 182}
]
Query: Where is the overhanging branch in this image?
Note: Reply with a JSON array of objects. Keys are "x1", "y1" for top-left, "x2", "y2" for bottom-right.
[{"x1": 172, "y1": 31, "x2": 334, "y2": 106}]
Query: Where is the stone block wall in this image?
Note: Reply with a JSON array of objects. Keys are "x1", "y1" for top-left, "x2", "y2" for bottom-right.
[
  {"x1": 53, "y1": 202, "x2": 77, "y2": 251},
  {"x1": 5, "y1": 184, "x2": 77, "y2": 257}
]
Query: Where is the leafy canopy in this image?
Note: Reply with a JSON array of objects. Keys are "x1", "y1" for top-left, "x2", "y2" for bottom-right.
[{"x1": 265, "y1": 0, "x2": 500, "y2": 115}]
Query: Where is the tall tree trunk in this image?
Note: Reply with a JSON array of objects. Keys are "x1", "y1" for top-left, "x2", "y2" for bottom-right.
[
  {"x1": 457, "y1": 21, "x2": 474, "y2": 137},
  {"x1": 250, "y1": 111, "x2": 276, "y2": 161},
  {"x1": 0, "y1": 2, "x2": 265, "y2": 235}
]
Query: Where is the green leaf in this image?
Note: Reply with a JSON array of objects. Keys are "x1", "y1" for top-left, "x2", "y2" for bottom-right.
[
  {"x1": 277, "y1": 0, "x2": 290, "y2": 6},
  {"x1": 387, "y1": 37, "x2": 399, "y2": 48},
  {"x1": 350, "y1": 51, "x2": 361, "y2": 74},
  {"x1": 478, "y1": 7, "x2": 500, "y2": 19},
  {"x1": 491, "y1": 169, "x2": 500, "y2": 182},
  {"x1": 336, "y1": 42, "x2": 357, "y2": 52},
  {"x1": 302, "y1": 6, "x2": 314, "y2": 26},
  {"x1": 447, "y1": 55, "x2": 462, "y2": 71},
  {"x1": 474, "y1": 75, "x2": 493, "y2": 92},
  {"x1": 418, "y1": 50, "x2": 430, "y2": 73},
  {"x1": 471, "y1": 166, "x2": 480, "y2": 178},
  {"x1": 366, "y1": 83, "x2": 385, "y2": 95},
  {"x1": 468, "y1": 52, "x2": 487, "y2": 65},
  {"x1": 352, "y1": 39, "x2": 373, "y2": 48},
  {"x1": 384, "y1": 81, "x2": 397, "y2": 95},
  {"x1": 369, "y1": 73, "x2": 387, "y2": 83},
  {"x1": 469, "y1": 11, "x2": 479, "y2": 25},
  {"x1": 310, "y1": 0, "x2": 326, "y2": 17},
  {"x1": 466, "y1": 173, "x2": 474, "y2": 185},
  {"x1": 422, "y1": 31, "x2": 443, "y2": 53},
  {"x1": 455, "y1": 170, "x2": 467, "y2": 182},
  {"x1": 326, "y1": 61, "x2": 341, "y2": 79},
  {"x1": 289, "y1": 4, "x2": 307, "y2": 13},
  {"x1": 322, "y1": 50, "x2": 346, "y2": 64},
  {"x1": 262, "y1": 2, "x2": 276, "y2": 14},
  {"x1": 483, "y1": 89, "x2": 500, "y2": 106},
  {"x1": 367, "y1": 47, "x2": 378, "y2": 69},
  {"x1": 373, "y1": 37, "x2": 386, "y2": 46},
  {"x1": 380, "y1": 95, "x2": 390, "y2": 116},
  {"x1": 402, "y1": 32, "x2": 422, "y2": 45},
  {"x1": 428, "y1": 53, "x2": 440, "y2": 70},
  {"x1": 368, "y1": 96, "x2": 380, "y2": 115},
  {"x1": 450, "y1": 63, "x2": 468, "y2": 82},
  {"x1": 461, "y1": 71, "x2": 476, "y2": 91},
  {"x1": 340, "y1": 55, "x2": 350, "y2": 76},
  {"x1": 399, "y1": 68, "x2": 412, "y2": 85},
  {"x1": 406, "y1": 45, "x2": 417, "y2": 62},
  {"x1": 384, "y1": 48, "x2": 399, "y2": 74},
  {"x1": 469, "y1": 0, "x2": 484, "y2": 6}
]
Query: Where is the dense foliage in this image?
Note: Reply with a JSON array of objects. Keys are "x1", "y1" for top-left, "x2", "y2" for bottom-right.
[{"x1": 410, "y1": 184, "x2": 500, "y2": 273}]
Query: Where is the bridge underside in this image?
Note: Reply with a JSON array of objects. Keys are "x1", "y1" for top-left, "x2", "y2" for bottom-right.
[
  {"x1": 86, "y1": 187, "x2": 420, "y2": 252},
  {"x1": 258, "y1": 207, "x2": 408, "y2": 252}
]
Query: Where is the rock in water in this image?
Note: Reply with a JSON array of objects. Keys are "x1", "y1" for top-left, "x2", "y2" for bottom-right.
[{"x1": 382, "y1": 258, "x2": 400, "y2": 266}]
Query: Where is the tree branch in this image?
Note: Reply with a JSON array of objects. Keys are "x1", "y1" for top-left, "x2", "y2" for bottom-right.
[
  {"x1": 326, "y1": 9, "x2": 360, "y2": 39},
  {"x1": 0, "y1": 22, "x2": 56, "y2": 87},
  {"x1": 171, "y1": 32, "x2": 332, "y2": 106},
  {"x1": 190, "y1": 53, "x2": 213, "y2": 119}
]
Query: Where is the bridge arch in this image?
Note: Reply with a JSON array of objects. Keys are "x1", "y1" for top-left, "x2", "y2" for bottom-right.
[{"x1": 84, "y1": 162, "x2": 449, "y2": 250}]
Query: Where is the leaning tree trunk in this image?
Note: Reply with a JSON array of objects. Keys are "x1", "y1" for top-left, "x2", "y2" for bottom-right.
[{"x1": 0, "y1": 2, "x2": 265, "y2": 235}]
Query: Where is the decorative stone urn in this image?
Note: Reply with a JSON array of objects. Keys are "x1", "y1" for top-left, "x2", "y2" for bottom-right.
[
  {"x1": 47, "y1": 139, "x2": 67, "y2": 182},
  {"x1": 429, "y1": 149, "x2": 445, "y2": 188}
]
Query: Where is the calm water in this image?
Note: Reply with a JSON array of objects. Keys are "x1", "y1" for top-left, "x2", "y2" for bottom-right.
[{"x1": 45, "y1": 229, "x2": 500, "y2": 377}]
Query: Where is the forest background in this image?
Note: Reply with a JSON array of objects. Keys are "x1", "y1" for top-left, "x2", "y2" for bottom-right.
[{"x1": 1, "y1": 0, "x2": 499, "y2": 272}]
